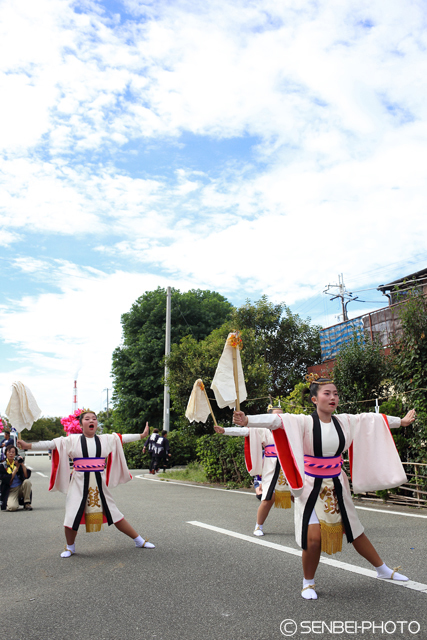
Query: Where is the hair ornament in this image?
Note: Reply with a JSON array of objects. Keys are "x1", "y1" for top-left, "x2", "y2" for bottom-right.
[{"x1": 305, "y1": 372, "x2": 334, "y2": 385}]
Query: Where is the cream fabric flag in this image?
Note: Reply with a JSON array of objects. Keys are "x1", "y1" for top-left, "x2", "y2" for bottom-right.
[
  {"x1": 5, "y1": 381, "x2": 42, "y2": 431},
  {"x1": 185, "y1": 379, "x2": 210, "y2": 423},
  {"x1": 211, "y1": 333, "x2": 247, "y2": 409}
]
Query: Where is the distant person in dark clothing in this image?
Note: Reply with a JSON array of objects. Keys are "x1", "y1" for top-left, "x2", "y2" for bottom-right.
[
  {"x1": 142, "y1": 426, "x2": 159, "y2": 475},
  {"x1": 152, "y1": 431, "x2": 171, "y2": 473}
]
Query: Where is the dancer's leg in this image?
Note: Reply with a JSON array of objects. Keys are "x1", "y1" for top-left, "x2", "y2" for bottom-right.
[
  {"x1": 257, "y1": 498, "x2": 274, "y2": 525},
  {"x1": 65, "y1": 527, "x2": 78, "y2": 545},
  {"x1": 253, "y1": 497, "x2": 274, "y2": 536},
  {"x1": 114, "y1": 518, "x2": 139, "y2": 538},
  {"x1": 114, "y1": 518, "x2": 155, "y2": 548},
  {"x1": 61, "y1": 527, "x2": 77, "y2": 558},
  {"x1": 352, "y1": 533, "x2": 382, "y2": 566},
  {"x1": 353, "y1": 533, "x2": 408, "y2": 581},
  {"x1": 301, "y1": 524, "x2": 321, "y2": 600}
]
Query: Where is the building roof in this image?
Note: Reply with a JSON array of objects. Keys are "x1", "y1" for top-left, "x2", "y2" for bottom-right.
[{"x1": 377, "y1": 267, "x2": 427, "y2": 293}]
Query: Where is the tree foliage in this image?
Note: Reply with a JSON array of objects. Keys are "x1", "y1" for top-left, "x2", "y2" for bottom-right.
[
  {"x1": 332, "y1": 331, "x2": 391, "y2": 413},
  {"x1": 196, "y1": 434, "x2": 252, "y2": 486},
  {"x1": 390, "y1": 290, "x2": 427, "y2": 463},
  {"x1": 111, "y1": 287, "x2": 233, "y2": 432},
  {"x1": 20, "y1": 416, "x2": 64, "y2": 442},
  {"x1": 167, "y1": 296, "x2": 321, "y2": 430}
]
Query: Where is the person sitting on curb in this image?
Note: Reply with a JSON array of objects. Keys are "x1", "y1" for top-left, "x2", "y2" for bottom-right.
[{"x1": 0, "y1": 444, "x2": 33, "y2": 511}]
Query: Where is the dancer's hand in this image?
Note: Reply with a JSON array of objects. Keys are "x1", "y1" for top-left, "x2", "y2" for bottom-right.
[
  {"x1": 214, "y1": 424, "x2": 225, "y2": 434},
  {"x1": 233, "y1": 411, "x2": 248, "y2": 427},
  {"x1": 17, "y1": 439, "x2": 30, "y2": 450},
  {"x1": 401, "y1": 409, "x2": 416, "y2": 427},
  {"x1": 141, "y1": 422, "x2": 149, "y2": 438}
]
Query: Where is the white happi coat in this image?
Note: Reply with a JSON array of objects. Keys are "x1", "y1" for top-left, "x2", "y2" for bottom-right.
[
  {"x1": 224, "y1": 426, "x2": 290, "y2": 501},
  {"x1": 246, "y1": 413, "x2": 405, "y2": 548},
  {"x1": 32, "y1": 433, "x2": 141, "y2": 529}
]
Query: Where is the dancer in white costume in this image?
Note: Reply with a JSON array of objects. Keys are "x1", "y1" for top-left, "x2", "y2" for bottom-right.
[
  {"x1": 18, "y1": 411, "x2": 155, "y2": 558},
  {"x1": 233, "y1": 377, "x2": 416, "y2": 600},
  {"x1": 214, "y1": 406, "x2": 291, "y2": 537}
]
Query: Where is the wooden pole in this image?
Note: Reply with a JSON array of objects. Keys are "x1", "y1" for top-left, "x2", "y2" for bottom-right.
[
  {"x1": 232, "y1": 347, "x2": 240, "y2": 412},
  {"x1": 200, "y1": 386, "x2": 219, "y2": 427}
]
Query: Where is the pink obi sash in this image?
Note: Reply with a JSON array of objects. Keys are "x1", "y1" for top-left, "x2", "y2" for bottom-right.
[
  {"x1": 264, "y1": 444, "x2": 277, "y2": 458},
  {"x1": 73, "y1": 457, "x2": 105, "y2": 473},
  {"x1": 304, "y1": 455, "x2": 343, "y2": 478}
]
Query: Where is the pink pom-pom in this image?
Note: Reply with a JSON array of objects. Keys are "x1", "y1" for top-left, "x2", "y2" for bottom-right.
[{"x1": 61, "y1": 409, "x2": 83, "y2": 435}]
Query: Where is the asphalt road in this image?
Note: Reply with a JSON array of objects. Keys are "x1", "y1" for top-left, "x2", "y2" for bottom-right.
[{"x1": 3, "y1": 456, "x2": 427, "y2": 640}]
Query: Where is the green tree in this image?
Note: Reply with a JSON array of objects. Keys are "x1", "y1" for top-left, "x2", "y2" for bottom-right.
[
  {"x1": 97, "y1": 410, "x2": 115, "y2": 433},
  {"x1": 111, "y1": 288, "x2": 233, "y2": 432},
  {"x1": 333, "y1": 331, "x2": 391, "y2": 413},
  {"x1": 390, "y1": 290, "x2": 427, "y2": 463},
  {"x1": 275, "y1": 381, "x2": 313, "y2": 415},
  {"x1": 232, "y1": 298, "x2": 321, "y2": 396},
  {"x1": 20, "y1": 416, "x2": 64, "y2": 442},
  {"x1": 167, "y1": 297, "x2": 321, "y2": 430}
]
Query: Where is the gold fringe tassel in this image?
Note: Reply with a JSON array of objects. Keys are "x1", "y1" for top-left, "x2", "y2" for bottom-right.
[
  {"x1": 319, "y1": 521, "x2": 344, "y2": 555},
  {"x1": 85, "y1": 512, "x2": 104, "y2": 533},
  {"x1": 274, "y1": 491, "x2": 292, "y2": 509}
]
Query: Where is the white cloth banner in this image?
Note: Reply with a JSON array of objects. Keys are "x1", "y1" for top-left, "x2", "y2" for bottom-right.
[
  {"x1": 5, "y1": 381, "x2": 42, "y2": 431},
  {"x1": 185, "y1": 379, "x2": 211, "y2": 423},
  {"x1": 211, "y1": 333, "x2": 247, "y2": 409}
]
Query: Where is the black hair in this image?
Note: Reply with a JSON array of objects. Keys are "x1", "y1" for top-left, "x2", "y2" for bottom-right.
[
  {"x1": 162, "y1": 431, "x2": 167, "y2": 436},
  {"x1": 78, "y1": 411, "x2": 97, "y2": 425},
  {"x1": 267, "y1": 406, "x2": 282, "y2": 414},
  {"x1": 153, "y1": 428, "x2": 159, "y2": 433},
  {"x1": 301, "y1": 378, "x2": 335, "y2": 406},
  {"x1": 5, "y1": 444, "x2": 17, "y2": 456}
]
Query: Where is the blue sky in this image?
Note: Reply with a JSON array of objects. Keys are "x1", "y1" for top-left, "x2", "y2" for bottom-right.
[{"x1": 1, "y1": 0, "x2": 427, "y2": 418}]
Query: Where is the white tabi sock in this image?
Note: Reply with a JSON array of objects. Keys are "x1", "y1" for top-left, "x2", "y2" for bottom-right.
[
  {"x1": 253, "y1": 523, "x2": 264, "y2": 537},
  {"x1": 61, "y1": 544, "x2": 75, "y2": 558},
  {"x1": 134, "y1": 535, "x2": 155, "y2": 549},
  {"x1": 302, "y1": 577, "x2": 317, "y2": 600},
  {"x1": 376, "y1": 563, "x2": 408, "y2": 581}
]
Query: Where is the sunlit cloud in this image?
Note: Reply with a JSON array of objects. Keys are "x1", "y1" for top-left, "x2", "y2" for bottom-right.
[{"x1": 0, "y1": 0, "x2": 426, "y2": 415}]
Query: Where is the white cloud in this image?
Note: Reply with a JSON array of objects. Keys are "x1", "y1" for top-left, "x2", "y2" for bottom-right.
[
  {"x1": 0, "y1": 261, "x2": 200, "y2": 416},
  {"x1": 1, "y1": 0, "x2": 427, "y2": 416}
]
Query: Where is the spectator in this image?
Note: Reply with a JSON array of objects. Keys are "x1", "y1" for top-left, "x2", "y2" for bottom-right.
[
  {"x1": 0, "y1": 444, "x2": 33, "y2": 511},
  {"x1": 156, "y1": 430, "x2": 171, "y2": 473},
  {"x1": 142, "y1": 426, "x2": 159, "y2": 475},
  {"x1": 0, "y1": 427, "x2": 15, "y2": 462}
]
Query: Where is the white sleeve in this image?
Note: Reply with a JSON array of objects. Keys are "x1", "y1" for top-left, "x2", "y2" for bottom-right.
[
  {"x1": 386, "y1": 416, "x2": 401, "y2": 429},
  {"x1": 30, "y1": 440, "x2": 56, "y2": 450},
  {"x1": 121, "y1": 434, "x2": 143, "y2": 443},
  {"x1": 246, "y1": 414, "x2": 282, "y2": 430},
  {"x1": 221, "y1": 426, "x2": 249, "y2": 436}
]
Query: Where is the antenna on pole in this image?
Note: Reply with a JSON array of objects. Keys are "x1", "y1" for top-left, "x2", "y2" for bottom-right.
[
  {"x1": 72, "y1": 380, "x2": 78, "y2": 413},
  {"x1": 163, "y1": 286, "x2": 171, "y2": 433},
  {"x1": 323, "y1": 273, "x2": 359, "y2": 322},
  {"x1": 103, "y1": 388, "x2": 112, "y2": 419}
]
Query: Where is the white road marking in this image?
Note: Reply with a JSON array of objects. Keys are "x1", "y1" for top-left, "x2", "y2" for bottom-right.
[
  {"x1": 36, "y1": 472, "x2": 48, "y2": 477},
  {"x1": 135, "y1": 475, "x2": 251, "y2": 495},
  {"x1": 187, "y1": 521, "x2": 427, "y2": 594},
  {"x1": 355, "y1": 505, "x2": 427, "y2": 519},
  {"x1": 137, "y1": 475, "x2": 427, "y2": 519}
]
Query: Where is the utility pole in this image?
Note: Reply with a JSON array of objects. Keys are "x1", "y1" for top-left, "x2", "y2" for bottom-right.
[
  {"x1": 163, "y1": 286, "x2": 171, "y2": 433},
  {"x1": 103, "y1": 388, "x2": 112, "y2": 419},
  {"x1": 338, "y1": 273, "x2": 347, "y2": 321},
  {"x1": 323, "y1": 274, "x2": 359, "y2": 322}
]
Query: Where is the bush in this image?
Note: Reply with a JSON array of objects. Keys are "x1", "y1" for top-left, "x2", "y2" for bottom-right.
[
  {"x1": 333, "y1": 331, "x2": 391, "y2": 413},
  {"x1": 122, "y1": 428, "x2": 198, "y2": 469},
  {"x1": 196, "y1": 433, "x2": 252, "y2": 486},
  {"x1": 390, "y1": 290, "x2": 427, "y2": 464}
]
